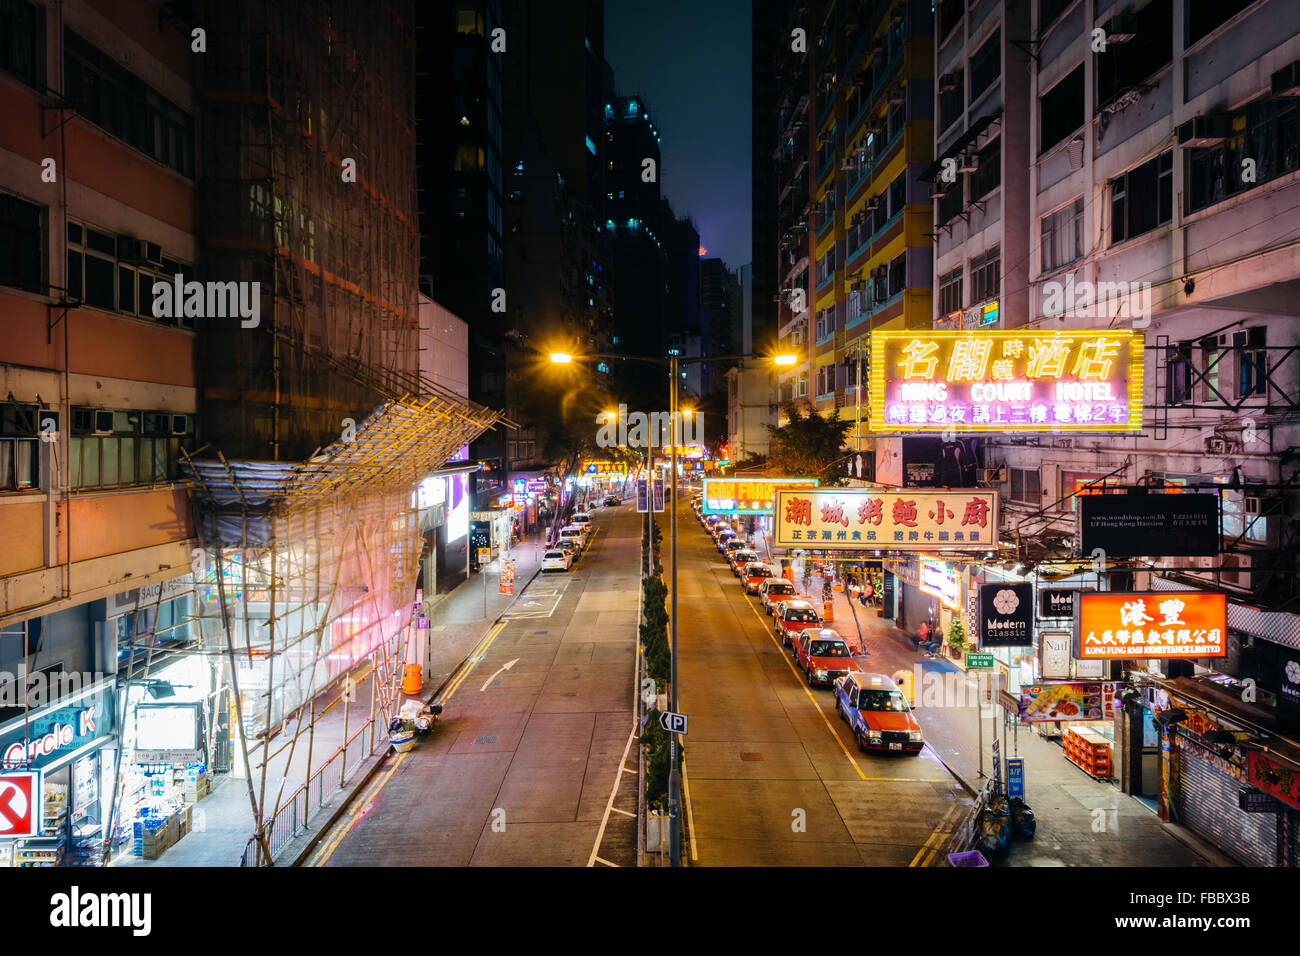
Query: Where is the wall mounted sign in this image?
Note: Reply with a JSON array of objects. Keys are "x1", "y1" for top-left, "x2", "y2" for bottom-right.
[
  {"x1": 979, "y1": 581, "x2": 1034, "y2": 647},
  {"x1": 1075, "y1": 591, "x2": 1227, "y2": 659},
  {"x1": 1078, "y1": 494, "x2": 1219, "y2": 557},
  {"x1": 774, "y1": 488, "x2": 997, "y2": 550},
  {"x1": 869, "y1": 330, "x2": 1144, "y2": 433},
  {"x1": 702, "y1": 477, "x2": 819, "y2": 515}
]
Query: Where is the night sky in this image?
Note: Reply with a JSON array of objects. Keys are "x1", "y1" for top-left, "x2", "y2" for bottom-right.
[{"x1": 605, "y1": 0, "x2": 753, "y2": 270}]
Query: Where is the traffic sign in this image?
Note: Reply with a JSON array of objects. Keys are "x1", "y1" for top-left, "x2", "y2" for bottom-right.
[
  {"x1": 965, "y1": 652, "x2": 994, "y2": 669},
  {"x1": 0, "y1": 771, "x2": 41, "y2": 838},
  {"x1": 659, "y1": 711, "x2": 688, "y2": 735}
]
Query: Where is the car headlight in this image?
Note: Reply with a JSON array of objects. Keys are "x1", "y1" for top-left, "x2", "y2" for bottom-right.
[
  {"x1": 814, "y1": 669, "x2": 827, "y2": 680},
  {"x1": 909, "y1": 731, "x2": 924, "y2": 742},
  {"x1": 865, "y1": 729, "x2": 881, "y2": 739}
]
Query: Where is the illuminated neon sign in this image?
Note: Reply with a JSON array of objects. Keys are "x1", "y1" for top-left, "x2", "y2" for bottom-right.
[
  {"x1": 702, "y1": 477, "x2": 820, "y2": 515},
  {"x1": 869, "y1": 330, "x2": 1144, "y2": 433}
]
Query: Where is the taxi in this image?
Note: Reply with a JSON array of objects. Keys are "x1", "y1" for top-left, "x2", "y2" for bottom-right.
[
  {"x1": 833, "y1": 672, "x2": 925, "y2": 755},
  {"x1": 758, "y1": 578, "x2": 797, "y2": 614},
  {"x1": 741, "y1": 562, "x2": 776, "y2": 594},
  {"x1": 794, "y1": 629, "x2": 859, "y2": 687},
  {"x1": 728, "y1": 548, "x2": 759, "y2": 575},
  {"x1": 773, "y1": 599, "x2": 822, "y2": 646}
]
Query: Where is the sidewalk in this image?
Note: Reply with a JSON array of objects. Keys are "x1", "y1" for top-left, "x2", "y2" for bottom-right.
[
  {"x1": 806, "y1": 568, "x2": 1235, "y2": 867},
  {"x1": 115, "y1": 529, "x2": 549, "y2": 867}
]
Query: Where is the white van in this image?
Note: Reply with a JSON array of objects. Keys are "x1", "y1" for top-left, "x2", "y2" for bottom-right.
[{"x1": 558, "y1": 524, "x2": 587, "y2": 550}]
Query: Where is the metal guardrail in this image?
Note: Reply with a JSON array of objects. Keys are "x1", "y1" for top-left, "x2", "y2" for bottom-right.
[{"x1": 240, "y1": 718, "x2": 379, "y2": 866}]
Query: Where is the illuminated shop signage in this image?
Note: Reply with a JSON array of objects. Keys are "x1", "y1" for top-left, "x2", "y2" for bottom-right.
[
  {"x1": 702, "y1": 477, "x2": 819, "y2": 515},
  {"x1": 919, "y1": 559, "x2": 962, "y2": 609},
  {"x1": 581, "y1": 461, "x2": 628, "y2": 476},
  {"x1": 773, "y1": 488, "x2": 997, "y2": 550},
  {"x1": 1075, "y1": 591, "x2": 1227, "y2": 659},
  {"x1": 869, "y1": 330, "x2": 1144, "y2": 433}
]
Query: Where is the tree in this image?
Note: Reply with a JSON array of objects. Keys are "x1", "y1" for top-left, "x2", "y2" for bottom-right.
[{"x1": 764, "y1": 403, "x2": 853, "y2": 485}]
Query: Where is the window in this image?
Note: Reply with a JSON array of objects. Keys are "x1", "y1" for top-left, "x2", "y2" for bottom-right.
[
  {"x1": 939, "y1": 267, "x2": 963, "y2": 315},
  {"x1": 0, "y1": 0, "x2": 43, "y2": 89},
  {"x1": 0, "y1": 192, "x2": 43, "y2": 294},
  {"x1": 970, "y1": 247, "x2": 1000, "y2": 304},
  {"x1": 796, "y1": 371, "x2": 809, "y2": 398},
  {"x1": 887, "y1": 253, "x2": 906, "y2": 297},
  {"x1": 969, "y1": 136, "x2": 1000, "y2": 200},
  {"x1": 1097, "y1": 0, "x2": 1171, "y2": 109},
  {"x1": 818, "y1": 246, "x2": 836, "y2": 285},
  {"x1": 969, "y1": 29, "x2": 1000, "y2": 103},
  {"x1": 888, "y1": 174, "x2": 905, "y2": 220},
  {"x1": 1040, "y1": 64, "x2": 1084, "y2": 154},
  {"x1": 70, "y1": 406, "x2": 193, "y2": 490},
  {"x1": 1111, "y1": 150, "x2": 1172, "y2": 243},
  {"x1": 1040, "y1": 0, "x2": 1075, "y2": 29},
  {"x1": 64, "y1": 30, "x2": 194, "y2": 178},
  {"x1": 116, "y1": 595, "x2": 191, "y2": 666},
  {"x1": 1040, "y1": 197, "x2": 1084, "y2": 273},
  {"x1": 1235, "y1": 327, "x2": 1266, "y2": 398},
  {"x1": 939, "y1": 70, "x2": 965, "y2": 131},
  {"x1": 847, "y1": 289, "x2": 863, "y2": 322},
  {"x1": 937, "y1": 181, "x2": 963, "y2": 224},
  {"x1": 1010, "y1": 467, "x2": 1041, "y2": 504},
  {"x1": 66, "y1": 220, "x2": 192, "y2": 323},
  {"x1": 815, "y1": 308, "x2": 834, "y2": 342},
  {"x1": 1186, "y1": 98, "x2": 1300, "y2": 214},
  {"x1": 0, "y1": 439, "x2": 38, "y2": 490},
  {"x1": 1166, "y1": 342, "x2": 1193, "y2": 405},
  {"x1": 938, "y1": 0, "x2": 964, "y2": 41},
  {"x1": 1186, "y1": 0, "x2": 1255, "y2": 45}
]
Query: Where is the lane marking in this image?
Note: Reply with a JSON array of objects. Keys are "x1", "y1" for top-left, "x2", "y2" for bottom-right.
[
  {"x1": 681, "y1": 756, "x2": 699, "y2": 862},
  {"x1": 908, "y1": 802, "x2": 964, "y2": 868},
  {"x1": 593, "y1": 856, "x2": 619, "y2": 867},
  {"x1": 587, "y1": 723, "x2": 639, "y2": 867},
  {"x1": 740, "y1": 595, "x2": 867, "y2": 781},
  {"x1": 610, "y1": 806, "x2": 635, "y2": 817}
]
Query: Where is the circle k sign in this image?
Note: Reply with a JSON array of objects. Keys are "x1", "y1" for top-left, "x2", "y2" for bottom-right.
[{"x1": 0, "y1": 771, "x2": 41, "y2": 838}]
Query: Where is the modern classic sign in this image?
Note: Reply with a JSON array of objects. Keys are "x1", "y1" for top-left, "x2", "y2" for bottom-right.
[
  {"x1": 979, "y1": 581, "x2": 1034, "y2": 647},
  {"x1": 773, "y1": 488, "x2": 997, "y2": 550},
  {"x1": 869, "y1": 329, "x2": 1144, "y2": 433}
]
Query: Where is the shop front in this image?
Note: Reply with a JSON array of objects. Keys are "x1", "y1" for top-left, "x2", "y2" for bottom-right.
[
  {"x1": 0, "y1": 680, "x2": 118, "y2": 867},
  {"x1": 110, "y1": 654, "x2": 218, "y2": 861},
  {"x1": 471, "y1": 506, "x2": 516, "y2": 567}
]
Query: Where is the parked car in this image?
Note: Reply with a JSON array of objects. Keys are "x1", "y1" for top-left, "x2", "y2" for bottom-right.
[
  {"x1": 604, "y1": 494, "x2": 621, "y2": 506},
  {"x1": 728, "y1": 549, "x2": 759, "y2": 575},
  {"x1": 571, "y1": 511, "x2": 592, "y2": 527},
  {"x1": 794, "y1": 629, "x2": 859, "y2": 686},
  {"x1": 742, "y1": 562, "x2": 776, "y2": 594},
  {"x1": 541, "y1": 548, "x2": 573, "y2": 572},
  {"x1": 773, "y1": 600, "x2": 822, "y2": 646},
  {"x1": 834, "y1": 672, "x2": 925, "y2": 754},
  {"x1": 759, "y1": 578, "x2": 798, "y2": 614},
  {"x1": 715, "y1": 528, "x2": 737, "y2": 553},
  {"x1": 558, "y1": 524, "x2": 588, "y2": 551},
  {"x1": 722, "y1": 538, "x2": 747, "y2": 562},
  {"x1": 704, "y1": 514, "x2": 722, "y2": 529}
]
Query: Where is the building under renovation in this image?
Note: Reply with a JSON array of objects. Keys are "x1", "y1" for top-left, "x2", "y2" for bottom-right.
[{"x1": 0, "y1": 0, "x2": 499, "y2": 869}]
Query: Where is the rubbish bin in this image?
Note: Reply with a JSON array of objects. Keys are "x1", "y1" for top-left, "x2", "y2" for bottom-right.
[
  {"x1": 402, "y1": 664, "x2": 423, "y2": 695},
  {"x1": 823, "y1": 600, "x2": 834, "y2": 623}
]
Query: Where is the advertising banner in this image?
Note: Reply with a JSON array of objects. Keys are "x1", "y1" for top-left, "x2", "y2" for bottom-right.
[
  {"x1": 1246, "y1": 750, "x2": 1300, "y2": 813},
  {"x1": 1039, "y1": 631, "x2": 1072, "y2": 679},
  {"x1": 1278, "y1": 646, "x2": 1300, "y2": 723},
  {"x1": 1075, "y1": 591, "x2": 1227, "y2": 659},
  {"x1": 702, "y1": 477, "x2": 819, "y2": 515},
  {"x1": 636, "y1": 478, "x2": 648, "y2": 513},
  {"x1": 652, "y1": 478, "x2": 665, "y2": 512},
  {"x1": 0, "y1": 683, "x2": 117, "y2": 772},
  {"x1": 1019, "y1": 681, "x2": 1120, "y2": 722},
  {"x1": 919, "y1": 559, "x2": 962, "y2": 609},
  {"x1": 1039, "y1": 588, "x2": 1083, "y2": 618},
  {"x1": 869, "y1": 329, "x2": 1144, "y2": 433},
  {"x1": 979, "y1": 581, "x2": 1034, "y2": 647},
  {"x1": 773, "y1": 488, "x2": 997, "y2": 550},
  {"x1": 1078, "y1": 494, "x2": 1219, "y2": 557},
  {"x1": 581, "y1": 460, "x2": 628, "y2": 476}
]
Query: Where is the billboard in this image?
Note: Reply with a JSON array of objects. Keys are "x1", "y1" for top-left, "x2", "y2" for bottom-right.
[
  {"x1": 1019, "y1": 681, "x2": 1120, "y2": 723},
  {"x1": 773, "y1": 488, "x2": 997, "y2": 550},
  {"x1": 1078, "y1": 493, "x2": 1219, "y2": 557},
  {"x1": 1075, "y1": 591, "x2": 1227, "y2": 659},
  {"x1": 702, "y1": 477, "x2": 819, "y2": 515},
  {"x1": 581, "y1": 460, "x2": 628, "y2": 476},
  {"x1": 979, "y1": 581, "x2": 1034, "y2": 647},
  {"x1": 869, "y1": 329, "x2": 1144, "y2": 433},
  {"x1": 919, "y1": 559, "x2": 961, "y2": 609}
]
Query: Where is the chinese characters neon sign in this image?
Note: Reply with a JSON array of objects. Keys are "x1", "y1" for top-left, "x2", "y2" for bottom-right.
[
  {"x1": 701, "y1": 477, "x2": 819, "y2": 515},
  {"x1": 869, "y1": 330, "x2": 1144, "y2": 433},
  {"x1": 1075, "y1": 592, "x2": 1227, "y2": 659},
  {"x1": 773, "y1": 488, "x2": 998, "y2": 550}
]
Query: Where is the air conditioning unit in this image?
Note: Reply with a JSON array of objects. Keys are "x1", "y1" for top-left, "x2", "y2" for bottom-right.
[
  {"x1": 889, "y1": 86, "x2": 906, "y2": 106},
  {"x1": 818, "y1": 132, "x2": 833, "y2": 147},
  {"x1": 864, "y1": 195, "x2": 881, "y2": 210},
  {"x1": 938, "y1": 73, "x2": 957, "y2": 93},
  {"x1": 1205, "y1": 436, "x2": 1235, "y2": 455},
  {"x1": 93, "y1": 410, "x2": 114, "y2": 435},
  {"x1": 792, "y1": 327, "x2": 805, "y2": 345},
  {"x1": 959, "y1": 152, "x2": 980, "y2": 173},
  {"x1": 871, "y1": 266, "x2": 887, "y2": 280},
  {"x1": 1178, "y1": 115, "x2": 1230, "y2": 148},
  {"x1": 841, "y1": 157, "x2": 859, "y2": 171},
  {"x1": 1272, "y1": 60, "x2": 1300, "y2": 97},
  {"x1": 978, "y1": 467, "x2": 1006, "y2": 483},
  {"x1": 117, "y1": 236, "x2": 163, "y2": 267},
  {"x1": 170, "y1": 414, "x2": 189, "y2": 436},
  {"x1": 1102, "y1": 12, "x2": 1137, "y2": 44}
]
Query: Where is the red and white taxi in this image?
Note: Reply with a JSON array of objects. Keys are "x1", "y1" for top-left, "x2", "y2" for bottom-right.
[{"x1": 773, "y1": 599, "x2": 822, "y2": 646}]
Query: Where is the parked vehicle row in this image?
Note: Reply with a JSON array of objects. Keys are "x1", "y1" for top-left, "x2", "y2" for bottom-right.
[
  {"x1": 697, "y1": 500, "x2": 925, "y2": 755},
  {"x1": 543, "y1": 517, "x2": 591, "y2": 573}
]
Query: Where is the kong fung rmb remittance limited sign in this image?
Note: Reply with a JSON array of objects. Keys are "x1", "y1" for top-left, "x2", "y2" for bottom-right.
[
  {"x1": 773, "y1": 488, "x2": 997, "y2": 550},
  {"x1": 869, "y1": 330, "x2": 1144, "y2": 433}
]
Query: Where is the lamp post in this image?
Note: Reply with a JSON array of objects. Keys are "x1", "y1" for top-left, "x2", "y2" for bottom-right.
[{"x1": 550, "y1": 347, "x2": 795, "y2": 866}]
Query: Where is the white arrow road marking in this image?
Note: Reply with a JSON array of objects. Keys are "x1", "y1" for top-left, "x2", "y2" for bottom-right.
[{"x1": 479, "y1": 658, "x2": 520, "y2": 691}]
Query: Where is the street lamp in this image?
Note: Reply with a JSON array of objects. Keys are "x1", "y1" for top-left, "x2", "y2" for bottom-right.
[{"x1": 548, "y1": 347, "x2": 794, "y2": 867}]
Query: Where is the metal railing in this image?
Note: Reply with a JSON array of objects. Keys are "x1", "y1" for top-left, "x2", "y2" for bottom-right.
[{"x1": 240, "y1": 717, "x2": 380, "y2": 866}]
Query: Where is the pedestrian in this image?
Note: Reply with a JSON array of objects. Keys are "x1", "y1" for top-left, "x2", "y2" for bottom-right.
[{"x1": 862, "y1": 580, "x2": 874, "y2": 607}]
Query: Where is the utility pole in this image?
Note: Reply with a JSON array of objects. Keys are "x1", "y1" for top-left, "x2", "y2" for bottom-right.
[{"x1": 667, "y1": 352, "x2": 681, "y2": 868}]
